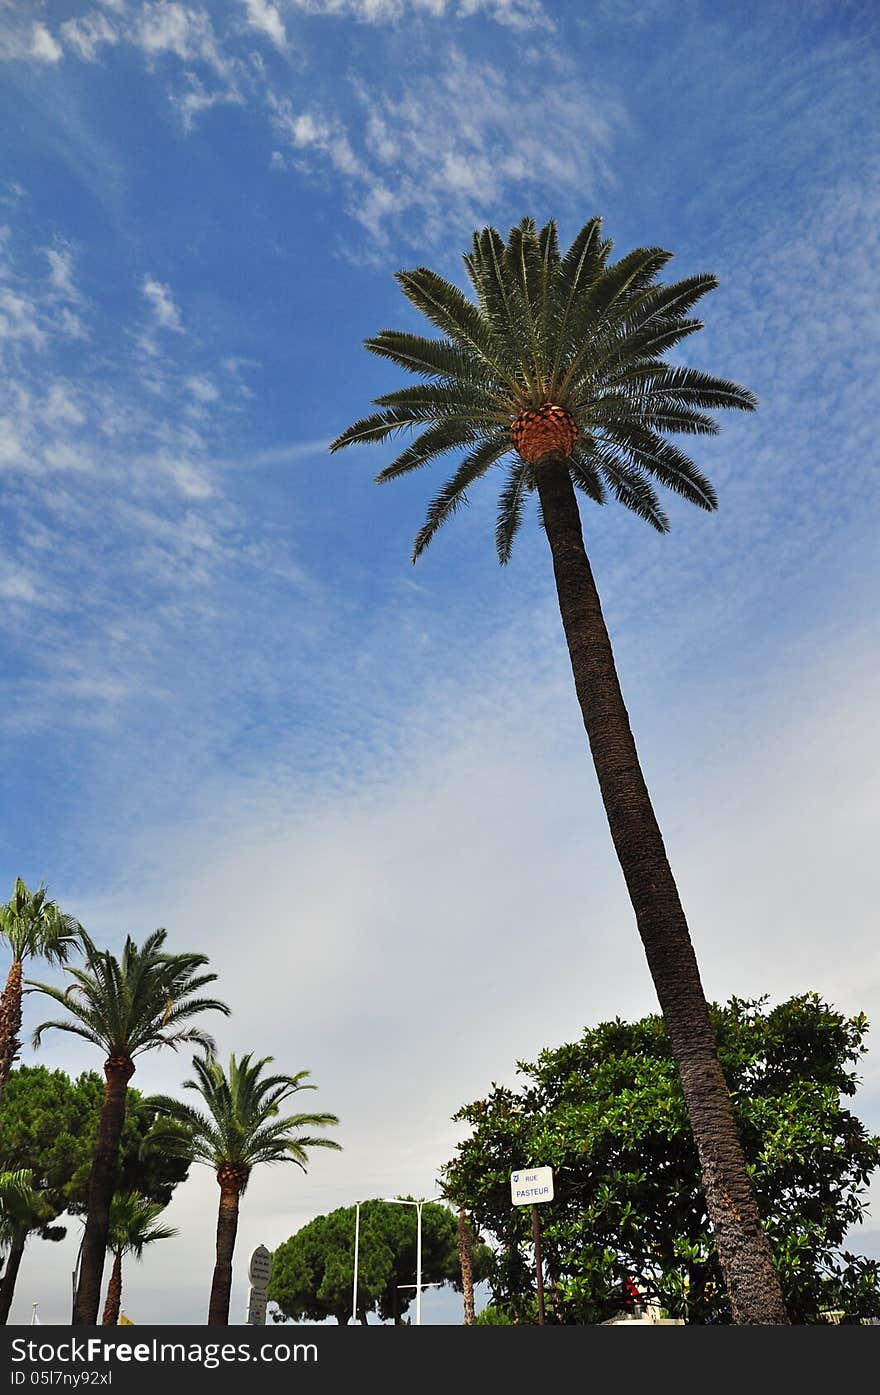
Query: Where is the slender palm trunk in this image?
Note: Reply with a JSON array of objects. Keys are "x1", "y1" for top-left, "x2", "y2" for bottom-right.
[
  {"x1": 74, "y1": 1057, "x2": 134, "y2": 1326},
  {"x1": 534, "y1": 458, "x2": 789, "y2": 1325},
  {"x1": 208, "y1": 1171, "x2": 245, "y2": 1326},
  {"x1": 101, "y1": 1252, "x2": 123, "y2": 1326},
  {"x1": 0, "y1": 1235, "x2": 25, "y2": 1324},
  {"x1": 0, "y1": 960, "x2": 23, "y2": 1101},
  {"x1": 457, "y1": 1210, "x2": 475, "y2": 1325}
]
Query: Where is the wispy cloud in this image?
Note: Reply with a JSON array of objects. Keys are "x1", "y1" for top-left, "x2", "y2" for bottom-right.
[
  {"x1": 0, "y1": 214, "x2": 308, "y2": 745},
  {"x1": 141, "y1": 274, "x2": 184, "y2": 333},
  {"x1": 59, "y1": 8, "x2": 121, "y2": 61},
  {"x1": 281, "y1": 0, "x2": 552, "y2": 28},
  {"x1": 30, "y1": 22, "x2": 63, "y2": 63},
  {"x1": 269, "y1": 46, "x2": 620, "y2": 244},
  {"x1": 242, "y1": 0, "x2": 289, "y2": 49}
]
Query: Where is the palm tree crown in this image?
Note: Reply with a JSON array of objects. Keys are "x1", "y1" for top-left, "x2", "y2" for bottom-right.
[
  {"x1": 0, "y1": 878, "x2": 81, "y2": 967},
  {"x1": 29, "y1": 928, "x2": 230, "y2": 1060},
  {"x1": 330, "y1": 215, "x2": 755, "y2": 558},
  {"x1": 106, "y1": 1193, "x2": 177, "y2": 1260},
  {"x1": 154, "y1": 1052, "x2": 341, "y2": 1183}
]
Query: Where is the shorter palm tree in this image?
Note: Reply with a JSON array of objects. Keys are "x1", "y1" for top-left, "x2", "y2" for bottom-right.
[
  {"x1": 0, "y1": 1170, "x2": 66, "y2": 1324},
  {"x1": 153, "y1": 1053, "x2": 340, "y2": 1325},
  {"x1": 101, "y1": 1193, "x2": 177, "y2": 1326},
  {"x1": 0, "y1": 878, "x2": 82, "y2": 1099},
  {"x1": 29, "y1": 928, "x2": 229, "y2": 1325}
]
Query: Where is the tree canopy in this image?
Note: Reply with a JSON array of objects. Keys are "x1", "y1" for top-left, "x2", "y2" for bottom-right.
[
  {"x1": 269, "y1": 1200, "x2": 492, "y2": 1325},
  {"x1": 0, "y1": 1064, "x2": 191, "y2": 1214},
  {"x1": 441, "y1": 994, "x2": 880, "y2": 1324}
]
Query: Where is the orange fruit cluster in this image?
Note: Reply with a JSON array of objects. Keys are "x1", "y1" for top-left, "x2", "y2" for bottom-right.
[{"x1": 511, "y1": 403, "x2": 578, "y2": 464}]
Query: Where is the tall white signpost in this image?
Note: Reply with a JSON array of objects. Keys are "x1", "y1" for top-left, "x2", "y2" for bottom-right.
[
  {"x1": 510, "y1": 1168, "x2": 554, "y2": 1325},
  {"x1": 246, "y1": 1244, "x2": 272, "y2": 1326}
]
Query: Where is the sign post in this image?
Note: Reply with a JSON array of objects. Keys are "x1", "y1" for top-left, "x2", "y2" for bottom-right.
[
  {"x1": 510, "y1": 1168, "x2": 554, "y2": 1326},
  {"x1": 245, "y1": 1244, "x2": 273, "y2": 1326}
]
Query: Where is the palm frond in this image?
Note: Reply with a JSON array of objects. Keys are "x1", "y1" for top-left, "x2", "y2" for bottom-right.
[
  {"x1": 395, "y1": 266, "x2": 519, "y2": 389},
  {"x1": 463, "y1": 227, "x2": 536, "y2": 391},
  {"x1": 593, "y1": 446, "x2": 670, "y2": 532},
  {"x1": 412, "y1": 437, "x2": 509, "y2": 561},
  {"x1": 375, "y1": 419, "x2": 481, "y2": 484},
  {"x1": 28, "y1": 930, "x2": 228, "y2": 1061},
  {"x1": 495, "y1": 460, "x2": 531, "y2": 566},
  {"x1": 362, "y1": 331, "x2": 487, "y2": 385}
]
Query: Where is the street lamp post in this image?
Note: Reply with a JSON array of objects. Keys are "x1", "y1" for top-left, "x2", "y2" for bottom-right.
[
  {"x1": 350, "y1": 1202, "x2": 360, "y2": 1325},
  {"x1": 382, "y1": 1195, "x2": 442, "y2": 1326}
]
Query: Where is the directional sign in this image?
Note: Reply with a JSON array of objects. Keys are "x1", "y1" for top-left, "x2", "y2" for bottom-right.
[
  {"x1": 510, "y1": 1166, "x2": 554, "y2": 1206},
  {"x1": 248, "y1": 1245, "x2": 273, "y2": 1291}
]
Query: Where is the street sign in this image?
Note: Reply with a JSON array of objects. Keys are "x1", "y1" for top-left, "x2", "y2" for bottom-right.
[
  {"x1": 245, "y1": 1289, "x2": 268, "y2": 1325},
  {"x1": 248, "y1": 1245, "x2": 273, "y2": 1291},
  {"x1": 510, "y1": 1167, "x2": 554, "y2": 1205}
]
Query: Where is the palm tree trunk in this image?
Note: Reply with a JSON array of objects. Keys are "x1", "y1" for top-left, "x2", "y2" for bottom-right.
[
  {"x1": 457, "y1": 1210, "x2": 476, "y2": 1325},
  {"x1": 0, "y1": 1236, "x2": 25, "y2": 1324},
  {"x1": 534, "y1": 457, "x2": 789, "y2": 1326},
  {"x1": 0, "y1": 960, "x2": 23, "y2": 1101},
  {"x1": 208, "y1": 1175, "x2": 243, "y2": 1326},
  {"x1": 74, "y1": 1056, "x2": 134, "y2": 1325},
  {"x1": 101, "y1": 1252, "x2": 123, "y2": 1326}
]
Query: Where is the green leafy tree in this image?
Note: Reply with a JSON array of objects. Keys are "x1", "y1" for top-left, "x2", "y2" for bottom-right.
[
  {"x1": 29, "y1": 928, "x2": 228, "y2": 1325},
  {"x1": 0, "y1": 878, "x2": 82, "y2": 1099},
  {"x1": 442, "y1": 994, "x2": 880, "y2": 1324},
  {"x1": 0, "y1": 1065, "x2": 190, "y2": 1323},
  {"x1": 101, "y1": 1193, "x2": 177, "y2": 1326},
  {"x1": 269, "y1": 1200, "x2": 492, "y2": 1325},
  {"x1": 330, "y1": 216, "x2": 786, "y2": 1323},
  {"x1": 0, "y1": 1065, "x2": 191, "y2": 1213},
  {"x1": 153, "y1": 1053, "x2": 340, "y2": 1326}
]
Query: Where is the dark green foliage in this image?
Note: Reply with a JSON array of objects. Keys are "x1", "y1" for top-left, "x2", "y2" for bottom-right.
[
  {"x1": 331, "y1": 215, "x2": 755, "y2": 560},
  {"x1": 442, "y1": 995, "x2": 880, "y2": 1324},
  {"x1": 0, "y1": 1065, "x2": 190, "y2": 1213},
  {"x1": 269, "y1": 1200, "x2": 492, "y2": 1325}
]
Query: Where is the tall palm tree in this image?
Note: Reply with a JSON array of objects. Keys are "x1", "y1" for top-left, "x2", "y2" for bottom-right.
[
  {"x1": 0, "y1": 878, "x2": 82, "y2": 1100},
  {"x1": 330, "y1": 217, "x2": 789, "y2": 1325},
  {"x1": 153, "y1": 1052, "x2": 340, "y2": 1326},
  {"x1": 101, "y1": 1193, "x2": 177, "y2": 1326},
  {"x1": 29, "y1": 928, "x2": 229, "y2": 1325}
]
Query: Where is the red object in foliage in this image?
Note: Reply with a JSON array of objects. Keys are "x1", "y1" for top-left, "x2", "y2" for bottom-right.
[{"x1": 624, "y1": 1276, "x2": 641, "y2": 1310}]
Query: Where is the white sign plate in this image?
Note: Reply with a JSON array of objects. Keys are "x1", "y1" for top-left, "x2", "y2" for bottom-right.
[
  {"x1": 510, "y1": 1166, "x2": 554, "y2": 1205},
  {"x1": 246, "y1": 1289, "x2": 268, "y2": 1325},
  {"x1": 248, "y1": 1245, "x2": 273, "y2": 1290}
]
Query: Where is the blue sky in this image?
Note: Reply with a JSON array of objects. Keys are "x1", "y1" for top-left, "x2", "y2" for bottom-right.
[{"x1": 1, "y1": 0, "x2": 878, "y2": 1325}]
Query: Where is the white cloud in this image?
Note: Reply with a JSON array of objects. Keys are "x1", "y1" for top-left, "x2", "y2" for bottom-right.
[
  {"x1": 0, "y1": 288, "x2": 46, "y2": 350},
  {"x1": 242, "y1": 0, "x2": 288, "y2": 49},
  {"x1": 163, "y1": 455, "x2": 216, "y2": 499},
  {"x1": 186, "y1": 374, "x2": 219, "y2": 404},
  {"x1": 29, "y1": 23, "x2": 63, "y2": 63},
  {"x1": 284, "y1": 0, "x2": 551, "y2": 28},
  {"x1": 269, "y1": 48, "x2": 619, "y2": 244},
  {"x1": 59, "y1": 9, "x2": 120, "y2": 61},
  {"x1": 141, "y1": 275, "x2": 184, "y2": 332},
  {"x1": 0, "y1": 567, "x2": 38, "y2": 603},
  {"x1": 45, "y1": 245, "x2": 83, "y2": 304},
  {"x1": 0, "y1": 415, "x2": 24, "y2": 466},
  {"x1": 44, "y1": 382, "x2": 87, "y2": 429},
  {"x1": 136, "y1": 2, "x2": 226, "y2": 69},
  {"x1": 172, "y1": 71, "x2": 245, "y2": 129}
]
